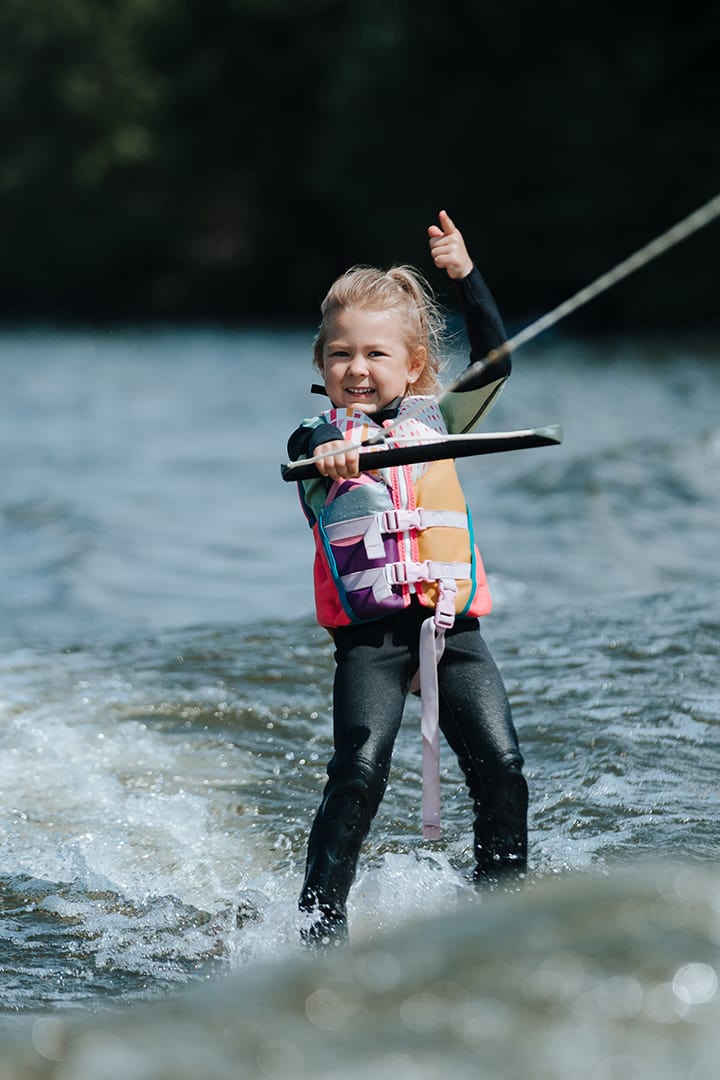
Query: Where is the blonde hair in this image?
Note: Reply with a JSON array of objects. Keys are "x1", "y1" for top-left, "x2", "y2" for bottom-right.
[{"x1": 313, "y1": 265, "x2": 446, "y2": 397}]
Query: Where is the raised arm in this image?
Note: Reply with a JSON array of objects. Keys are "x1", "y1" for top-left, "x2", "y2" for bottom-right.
[{"x1": 429, "y1": 210, "x2": 511, "y2": 433}]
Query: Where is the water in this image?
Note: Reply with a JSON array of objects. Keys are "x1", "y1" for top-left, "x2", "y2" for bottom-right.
[{"x1": 1, "y1": 326, "x2": 719, "y2": 1076}]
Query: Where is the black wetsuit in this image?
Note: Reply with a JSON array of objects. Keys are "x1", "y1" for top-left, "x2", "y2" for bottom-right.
[{"x1": 289, "y1": 268, "x2": 528, "y2": 944}]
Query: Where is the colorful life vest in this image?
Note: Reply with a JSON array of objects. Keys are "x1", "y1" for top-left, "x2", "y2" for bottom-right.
[{"x1": 310, "y1": 398, "x2": 492, "y2": 630}]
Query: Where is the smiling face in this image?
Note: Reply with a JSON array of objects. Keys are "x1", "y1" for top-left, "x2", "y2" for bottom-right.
[{"x1": 321, "y1": 308, "x2": 426, "y2": 414}]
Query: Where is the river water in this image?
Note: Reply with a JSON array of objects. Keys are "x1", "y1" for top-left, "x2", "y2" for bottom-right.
[{"x1": 0, "y1": 326, "x2": 718, "y2": 1077}]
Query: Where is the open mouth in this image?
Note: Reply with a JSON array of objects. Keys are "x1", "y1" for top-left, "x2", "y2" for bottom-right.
[{"x1": 345, "y1": 387, "x2": 375, "y2": 398}]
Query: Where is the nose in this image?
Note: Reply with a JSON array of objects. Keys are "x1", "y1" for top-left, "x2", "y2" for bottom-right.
[{"x1": 347, "y1": 352, "x2": 369, "y2": 376}]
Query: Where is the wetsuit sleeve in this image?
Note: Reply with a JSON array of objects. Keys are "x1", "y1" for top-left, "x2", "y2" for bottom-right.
[
  {"x1": 287, "y1": 419, "x2": 344, "y2": 461},
  {"x1": 441, "y1": 266, "x2": 512, "y2": 435}
]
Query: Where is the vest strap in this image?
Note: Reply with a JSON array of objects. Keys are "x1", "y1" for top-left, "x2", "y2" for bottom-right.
[
  {"x1": 340, "y1": 560, "x2": 472, "y2": 603},
  {"x1": 380, "y1": 508, "x2": 468, "y2": 533},
  {"x1": 385, "y1": 560, "x2": 472, "y2": 587},
  {"x1": 324, "y1": 508, "x2": 468, "y2": 561},
  {"x1": 418, "y1": 580, "x2": 459, "y2": 839},
  {"x1": 419, "y1": 615, "x2": 443, "y2": 840}
]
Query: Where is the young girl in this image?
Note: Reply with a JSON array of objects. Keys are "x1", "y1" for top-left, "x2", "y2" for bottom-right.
[{"x1": 288, "y1": 211, "x2": 528, "y2": 946}]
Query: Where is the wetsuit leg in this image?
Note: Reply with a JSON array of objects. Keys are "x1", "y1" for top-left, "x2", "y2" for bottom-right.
[
  {"x1": 299, "y1": 618, "x2": 416, "y2": 944},
  {"x1": 437, "y1": 618, "x2": 528, "y2": 885}
]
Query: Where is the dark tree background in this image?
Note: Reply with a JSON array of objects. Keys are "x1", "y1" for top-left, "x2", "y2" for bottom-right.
[{"x1": 0, "y1": 0, "x2": 717, "y2": 327}]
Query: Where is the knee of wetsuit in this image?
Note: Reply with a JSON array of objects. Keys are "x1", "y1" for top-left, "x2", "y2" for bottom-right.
[
  {"x1": 498, "y1": 748, "x2": 525, "y2": 774},
  {"x1": 495, "y1": 760, "x2": 529, "y2": 810},
  {"x1": 320, "y1": 778, "x2": 373, "y2": 844}
]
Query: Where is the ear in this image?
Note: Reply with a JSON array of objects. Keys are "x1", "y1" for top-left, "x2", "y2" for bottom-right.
[{"x1": 406, "y1": 346, "x2": 426, "y2": 386}]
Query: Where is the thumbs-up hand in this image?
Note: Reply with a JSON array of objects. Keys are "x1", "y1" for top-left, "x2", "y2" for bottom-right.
[{"x1": 428, "y1": 210, "x2": 473, "y2": 280}]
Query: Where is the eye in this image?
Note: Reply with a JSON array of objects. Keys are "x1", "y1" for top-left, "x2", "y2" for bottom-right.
[
  {"x1": 328, "y1": 348, "x2": 349, "y2": 358},
  {"x1": 368, "y1": 349, "x2": 389, "y2": 358}
]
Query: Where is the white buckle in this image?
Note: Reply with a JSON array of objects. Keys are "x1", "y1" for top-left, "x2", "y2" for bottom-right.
[
  {"x1": 385, "y1": 560, "x2": 427, "y2": 586},
  {"x1": 434, "y1": 579, "x2": 458, "y2": 629},
  {"x1": 380, "y1": 508, "x2": 404, "y2": 533}
]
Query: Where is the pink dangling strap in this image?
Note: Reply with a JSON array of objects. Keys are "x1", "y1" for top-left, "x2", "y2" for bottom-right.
[{"x1": 414, "y1": 581, "x2": 457, "y2": 840}]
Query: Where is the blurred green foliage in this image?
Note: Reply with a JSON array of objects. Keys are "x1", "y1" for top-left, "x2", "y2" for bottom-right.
[{"x1": 0, "y1": 0, "x2": 717, "y2": 325}]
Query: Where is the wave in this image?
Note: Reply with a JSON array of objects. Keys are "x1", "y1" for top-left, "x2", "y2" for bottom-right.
[{"x1": 1, "y1": 861, "x2": 718, "y2": 1080}]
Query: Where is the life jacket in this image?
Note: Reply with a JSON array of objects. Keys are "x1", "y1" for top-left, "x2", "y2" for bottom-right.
[{"x1": 310, "y1": 398, "x2": 492, "y2": 630}]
